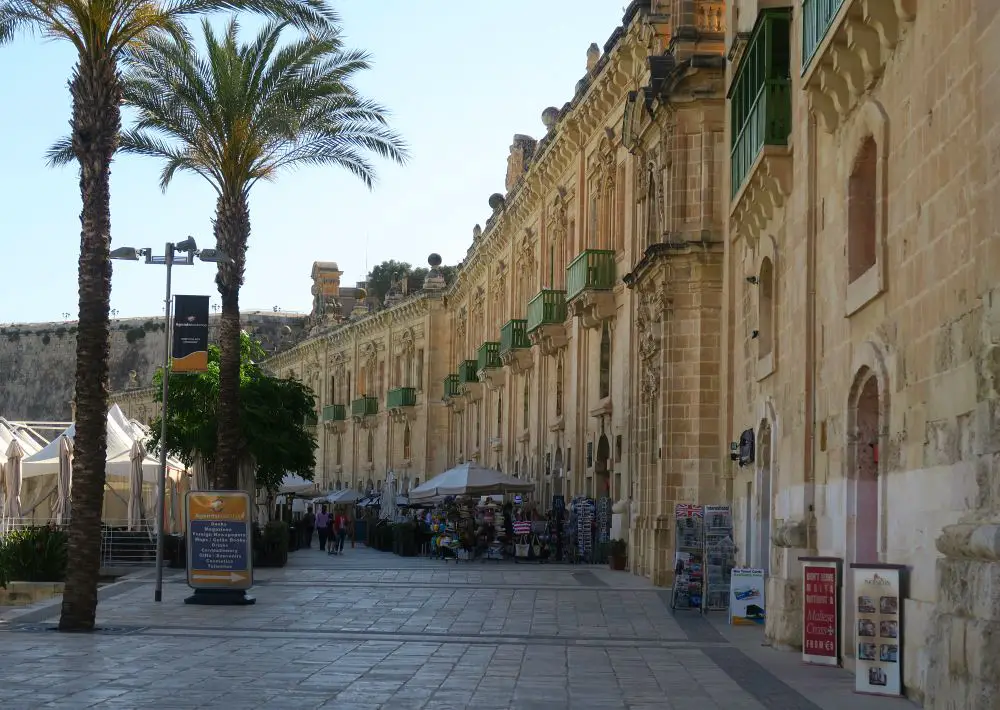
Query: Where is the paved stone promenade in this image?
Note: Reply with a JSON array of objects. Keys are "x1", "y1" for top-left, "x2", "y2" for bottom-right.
[{"x1": 0, "y1": 545, "x2": 919, "y2": 709}]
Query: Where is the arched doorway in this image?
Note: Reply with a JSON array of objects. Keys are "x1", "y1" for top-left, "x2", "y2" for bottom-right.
[
  {"x1": 595, "y1": 433, "x2": 611, "y2": 497},
  {"x1": 851, "y1": 373, "x2": 880, "y2": 565},
  {"x1": 756, "y1": 420, "x2": 772, "y2": 571},
  {"x1": 553, "y1": 447, "x2": 564, "y2": 496},
  {"x1": 845, "y1": 366, "x2": 884, "y2": 661}
]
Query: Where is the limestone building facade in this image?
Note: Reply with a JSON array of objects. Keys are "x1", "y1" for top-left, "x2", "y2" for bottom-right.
[
  {"x1": 724, "y1": 0, "x2": 1000, "y2": 705},
  {"x1": 264, "y1": 0, "x2": 730, "y2": 586}
]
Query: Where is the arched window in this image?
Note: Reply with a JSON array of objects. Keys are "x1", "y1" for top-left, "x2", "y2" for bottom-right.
[
  {"x1": 367, "y1": 430, "x2": 374, "y2": 463},
  {"x1": 848, "y1": 136, "x2": 878, "y2": 282},
  {"x1": 335, "y1": 434, "x2": 342, "y2": 465},
  {"x1": 599, "y1": 322, "x2": 611, "y2": 399},
  {"x1": 759, "y1": 257, "x2": 775, "y2": 359},
  {"x1": 475, "y1": 402, "x2": 481, "y2": 448},
  {"x1": 378, "y1": 361, "x2": 385, "y2": 397},
  {"x1": 346, "y1": 371, "x2": 352, "y2": 400},
  {"x1": 403, "y1": 424, "x2": 412, "y2": 460},
  {"x1": 358, "y1": 368, "x2": 366, "y2": 396}
]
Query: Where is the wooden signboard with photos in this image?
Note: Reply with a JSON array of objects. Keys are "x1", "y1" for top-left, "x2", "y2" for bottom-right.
[{"x1": 850, "y1": 563, "x2": 906, "y2": 697}]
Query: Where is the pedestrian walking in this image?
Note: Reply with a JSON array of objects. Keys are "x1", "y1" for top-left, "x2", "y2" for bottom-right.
[
  {"x1": 332, "y1": 511, "x2": 348, "y2": 555},
  {"x1": 315, "y1": 505, "x2": 330, "y2": 552},
  {"x1": 302, "y1": 506, "x2": 316, "y2": 549}
]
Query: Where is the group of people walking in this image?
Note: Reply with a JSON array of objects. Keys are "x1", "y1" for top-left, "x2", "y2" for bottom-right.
[{"x1": 300, "y1": 505, "x2": 349, "y2": 554}]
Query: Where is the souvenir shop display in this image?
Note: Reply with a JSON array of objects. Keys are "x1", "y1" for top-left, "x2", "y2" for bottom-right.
[
  {"x1": 703, "y1": 505, "x2": 736, "y2": 611},
  {"x1": 568, "y1": 497, "x2": 597, "y2": 563},
  {"x1": 671, "y1": 504, "x2": 705, "y2": 610}
]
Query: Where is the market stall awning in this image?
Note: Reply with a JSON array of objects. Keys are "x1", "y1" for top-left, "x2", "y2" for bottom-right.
[{"x1": 409, "y1": 462, "x2": 534, "y2": 502}]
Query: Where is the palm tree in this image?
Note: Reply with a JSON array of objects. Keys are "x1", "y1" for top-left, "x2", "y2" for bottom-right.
[
  {"x1": 1, "y1": 0, "x2": 336, "y2": 632},
  {"x1": 119, "y1": 18, "x2": 407, "y2": 489}
]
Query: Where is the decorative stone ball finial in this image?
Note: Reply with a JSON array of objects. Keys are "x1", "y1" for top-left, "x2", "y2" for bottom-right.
[
  {"x1": 541, "y1": 106, "x2": 559, "y2": 131},
  {"x1": 423, "y1": 253, "x2": 446, "y2": 292},
  {"x1": 356, "y1": 287, "x2": 368, "y2": 300},
  {"x1": 586, "y1": 42, "x2": 600, "y2": 73},
  {"x1": 488, "y1": 193, "x2": 506, "y2": 211}
]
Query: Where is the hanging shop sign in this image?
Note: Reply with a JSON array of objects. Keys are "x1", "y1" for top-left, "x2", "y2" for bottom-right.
[
  {"x1": 851, "y1": 564, "x2": 905, "y2": 697},
  {"x1": 800, "y1": 557, "x2": 841, "y2": 666},
  {"x1": 172, "y1": 294, "x2": 210, "y2": 373},
  {"x1": 729, "y1": 568, "x2": 766, "y2": 625},
  {"x1": 185, "y1": 491, "x2": 253, "y2": 591}
]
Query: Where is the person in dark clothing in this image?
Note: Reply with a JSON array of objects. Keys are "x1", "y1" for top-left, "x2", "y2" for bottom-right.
[
  {"x1": 302, "y1": 507, "x2": 315, "y2": 548},
  {"x1": 316, "y1": 505, "x2": 330, "y2": 551}
]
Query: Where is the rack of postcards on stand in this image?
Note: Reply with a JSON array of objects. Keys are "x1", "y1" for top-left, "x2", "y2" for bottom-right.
[
  {"x1": 670, "y1": 504, "x2": 737, "y2": 613},
  {"x1": 703, "y1": 505, "x2": 736, "y2": 612},
  {"x1": 671, "y1": 504, "x2": 705, "y2": 610}
]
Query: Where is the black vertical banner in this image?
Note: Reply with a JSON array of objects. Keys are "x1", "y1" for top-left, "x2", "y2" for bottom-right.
[{"x1": 172, "y1": 295, "x2": 210, "y2": 373}]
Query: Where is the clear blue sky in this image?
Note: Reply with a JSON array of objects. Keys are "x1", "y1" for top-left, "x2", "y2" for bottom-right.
[{"x1": 0, "y1": 2, "x2": 625, "y2": 324}]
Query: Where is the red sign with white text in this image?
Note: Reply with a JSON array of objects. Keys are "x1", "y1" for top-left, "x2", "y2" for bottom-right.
[{"x1": 802, "y1": 563, "x2": 839, "y2": 665}]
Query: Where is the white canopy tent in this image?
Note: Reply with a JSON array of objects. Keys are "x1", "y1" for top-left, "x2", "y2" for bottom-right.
[
  {"x1": 17, "y1": 405, "x2": 186, "y2": 524},
  {"x1": 278, "y1": 473, "x2": 321, "y2": 496},
  {"x1": 409, "y1": 462, "x2": 534, "y2": 502}
]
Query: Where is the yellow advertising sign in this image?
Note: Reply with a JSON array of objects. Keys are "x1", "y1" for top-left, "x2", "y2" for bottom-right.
[{"x1": 185, "y1": 491, "x2": 253, "y2": 591}]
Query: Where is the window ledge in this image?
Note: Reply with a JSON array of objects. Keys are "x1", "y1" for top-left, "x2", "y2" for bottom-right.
[{"x1": 845, "y1": 263, "x2": 883, "y2": 316}]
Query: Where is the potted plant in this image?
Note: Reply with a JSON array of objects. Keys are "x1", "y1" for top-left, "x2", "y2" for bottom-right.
[{"x1": 608, "y1": 538, "x2": 627, "y2": 571}]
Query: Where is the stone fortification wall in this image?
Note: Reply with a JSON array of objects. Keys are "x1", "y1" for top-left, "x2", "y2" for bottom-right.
[{"x1": 0, "y1": 311, "x2": 309, "y2": 421}]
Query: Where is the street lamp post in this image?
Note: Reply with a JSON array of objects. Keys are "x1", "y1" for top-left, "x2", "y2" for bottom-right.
[{"x1": 110, "y1": 238, "x2": 232, "y2": 603}]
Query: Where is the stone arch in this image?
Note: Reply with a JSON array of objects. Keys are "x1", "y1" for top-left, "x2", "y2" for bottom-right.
[
  {"x1": 842, "y1": 341, "x2": 890, "y2": 661},
  {"x1": 842, "y1": 99, "x2": 889, "y2": 314},
  {"x1": 755, "y1": 234, "x2": 778, "y2": 377}
]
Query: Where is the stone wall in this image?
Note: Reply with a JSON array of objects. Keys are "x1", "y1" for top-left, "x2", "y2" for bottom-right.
[{"x1": 0, "y1": 311, "x2": 309, "y2": 421}]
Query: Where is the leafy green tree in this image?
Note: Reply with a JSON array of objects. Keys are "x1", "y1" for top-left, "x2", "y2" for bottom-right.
[
  {"x1": 2, "y1": 0, "x2": 336, "y2": 632},
  {"x1": 148, "y1": 331, "x2": 316, "y2": 493},
  {"x1": 368, "y1": 261, "x2": 458, "y2": 303},
  {"x1": 367, "y1": 259, "x2": 413, "y2": 302},
  {"x1": 112, "y1": 18, "x2": 408, "y2": 491}
]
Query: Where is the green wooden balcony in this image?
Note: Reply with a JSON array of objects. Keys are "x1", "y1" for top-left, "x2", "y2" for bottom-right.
[
  {"x1": 351, "y1": 395, "x2": 378, "y2": 418},
  {"x1": 526, "y1": 290, "x2": 567, "y2": 334},
  {"x1": 729, "y1": 8, "x2": 791, "y2": 200},
  {"x1": 566, "y1": 249, "x2": 616, "y2": 302},
  {"x1": 387, "y1": 386, "x2": 416, "y2": 409},
  {"x1": 499, "y1": 319, "x2": 530, "y2": 356},
  {"x1": 458, "y1": 360, "x2": 478, "y2": 384},
  {"x1": 304, "y1": 410, "x2": 318, "y2": 427},
  {"x1": 322, "y1": 404, "x2": 346, "y2": 422},
  {"x1": 802, "y1": 0, "x2": 846, "y2": 72},
  {"x1": 477, "y1": 341, "x2": 501, "y2": 371},
  {"x1": 443, "y1": 373, "x2": 460, "y2": 398}
]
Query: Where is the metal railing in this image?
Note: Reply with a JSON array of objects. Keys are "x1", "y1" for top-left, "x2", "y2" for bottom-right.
[
  {"x1": 728, "y1": 8, "x2": 792, "y2": 199},
  {"x1": 351, "y1": 396, "x2": 378, "y2": 418},
  {"x1": 1, "y1": 519, "x2": 158, "y2": 567},
  {"x1": 323, "y1": 403, "x2": 347, "y2": 421},
  {"x1": 802, "y1": 0, "x2": 846, "y2": 72},
  {"x1": 458, "y1": 360, "x2": 478, "y2": 384},
  {"x1": 477, "y1": 341, "x2": 500, "y2": 371},
  {"x1": 443, "y1": 374, "x2": 460, "y2": 398},
  {"x1": 499, "y1": 319, "x2": 530, "y2": 355},
  {"x1": 566, "y1": 249, "x2": 617, "y2": 302},
  {"x1": 526, "y1": 290, "x2": 567, "y2": 333},
  {"x1": 387, "y1": 386, "x2": 416, "y2": 408}
]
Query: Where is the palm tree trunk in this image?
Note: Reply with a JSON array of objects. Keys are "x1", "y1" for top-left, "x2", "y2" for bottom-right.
[
  {"x1": 58, "y1": 55, "x2": 121, "y2": 632},
  {"x1": 213, "y1": 190, "x2": 250, "y2": 490}
]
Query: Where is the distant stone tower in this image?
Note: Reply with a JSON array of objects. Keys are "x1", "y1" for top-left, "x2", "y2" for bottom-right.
[{"x1": 310, "y1": 261, "x2": 343, "y2": 320}]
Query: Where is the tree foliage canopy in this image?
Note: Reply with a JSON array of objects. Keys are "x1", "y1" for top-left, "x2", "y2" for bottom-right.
[
  {"x1": 148, "y1": 331, "x2": 317, "y2": 492},
  {"x1": 366, "y1": 259, "x2": 457, "y2": 303}
]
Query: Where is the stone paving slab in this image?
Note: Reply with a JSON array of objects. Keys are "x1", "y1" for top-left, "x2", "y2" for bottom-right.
[{"x1": 0, "y1": 547, "x2": 919, "y2": 709}]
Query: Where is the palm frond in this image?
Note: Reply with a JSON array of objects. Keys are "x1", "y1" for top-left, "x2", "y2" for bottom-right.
[
  {"x1": 120, "y1": 16, "x2": 408, "y2": 198},
  {"x1": 45, "y1": 135, "x2": 76, "y2": 167}
]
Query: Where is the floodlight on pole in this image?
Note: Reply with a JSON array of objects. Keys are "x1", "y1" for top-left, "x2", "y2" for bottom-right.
[{"x1": 110, "y1": 237, "x2": 231, "y2": 604}]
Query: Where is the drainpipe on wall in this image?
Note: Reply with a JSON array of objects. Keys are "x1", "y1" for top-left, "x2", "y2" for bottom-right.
[{"x1": 804, "y1": 116, "x2": 818, "y2": 546}]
